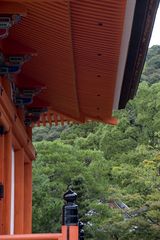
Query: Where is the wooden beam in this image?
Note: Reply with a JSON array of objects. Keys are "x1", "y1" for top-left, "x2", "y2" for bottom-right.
[
  {"x1": 47, "y1": 111, "x2": 52, "y2": 127},
  {"x1": 0, "y1": 2, "x2": 27, "y2": 16},
  {"x1": 3, "y1": 130, "x2": 12, "y2": 234},
  {"x1": 14, "y1": 149, "x2": 24, "y2": 234},
  {"x1": 0, "y1": 111, "x2": 10, "y2": 132},
  {"x1": 0, "y1": 82, "x2": 15, "y2": 123},
  {"x1": 0, "y1": 233, "x2": 62, "y2": 240},
  {"x1": 12, "y1": 135, "x2": 21, "y2": 152},
  {"x1": 119, "y1": 0, "x2": 160, "y2": 109},
  {"x1": 3, "y1": 39, "x2": 37, "y2": 56},
  {"x1": 0, "y1": 134, "x2": 4, "y2": 234},
  {"x1": 0, "y1": 0, "x2": 49, "y2": 3},
  {"x1": 0, "y1": 84, "x2": 35, "y2": 160},
  {"x1": 26, "y1": 127, "x2": 32, "y2": 141},
  {"x1": 24, "y1": 162, "x2": 32, "y2": 234},
  {"x1": 13, "y1": 117, "x2": 35, "y2": 161},
  {"x1": 53, "y1": 112, "x2": 58, "y2": 126}
]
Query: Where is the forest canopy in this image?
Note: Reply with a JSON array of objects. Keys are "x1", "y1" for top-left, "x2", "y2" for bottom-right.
[{"x1": 32, "y1": 45, "x2": 160, "y2": 240}]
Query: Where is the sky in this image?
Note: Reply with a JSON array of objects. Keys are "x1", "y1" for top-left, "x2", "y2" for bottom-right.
[{"x1": 149, "y1": 5, "x2": 160, "y2": 47}]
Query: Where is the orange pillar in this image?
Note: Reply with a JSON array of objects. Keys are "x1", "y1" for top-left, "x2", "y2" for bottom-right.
[
  {"x1": 24, "y1": 161, "x2": 32, "y2": 233},
  {"x1": 0, "y1": 134, "x2": 4, "y2": 234},
  {"x1": 14, "y1": 148, "x2": 24, "y2": 234},
  {"x1": 3, "y1": 130, "x2": 12, "y2": 234}
]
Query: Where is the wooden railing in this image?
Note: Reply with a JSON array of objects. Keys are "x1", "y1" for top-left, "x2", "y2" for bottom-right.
[
  {"x1": 0, "y1": 187, "x2": 81, "y2": 240},
  {"x1": 0, "y1": 226, "x2": 79, "y2": 240},
  {"x1": 0, "y1": 233, "x2": 62, "y2": 240}
]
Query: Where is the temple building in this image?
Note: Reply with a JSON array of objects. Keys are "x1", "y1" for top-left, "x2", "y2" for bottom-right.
[{"x1": 0, "y1": 0, "x2": 159, "y2": 239}]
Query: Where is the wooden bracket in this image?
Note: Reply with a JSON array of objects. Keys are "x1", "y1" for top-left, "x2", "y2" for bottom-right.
[{"x1": 0, "y1": 2, "x2": 27, "y2": 39}]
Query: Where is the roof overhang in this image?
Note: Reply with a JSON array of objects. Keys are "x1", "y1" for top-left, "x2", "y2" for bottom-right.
[
  {"x1": 119, "y1": 0, "x2": 160, "y2": 109},
  {"x1": 0, "y1": 0, "x2": 159, "y2": 126}
]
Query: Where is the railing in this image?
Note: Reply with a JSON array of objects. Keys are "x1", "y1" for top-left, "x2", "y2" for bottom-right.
[
  {"x1": 0, "y1": 226, "x2": 79, "y2": 240},
  {"x1": 0, "y1": 190, "x2": 84, "y2": 240},
  {"x1": 1, "y1": 233, "x2": 63, "y2": 240}
]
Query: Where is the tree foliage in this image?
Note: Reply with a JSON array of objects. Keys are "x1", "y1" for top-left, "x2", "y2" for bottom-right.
[{"x1": 32, "y1": 46, "x2": 160, "y2": 239}]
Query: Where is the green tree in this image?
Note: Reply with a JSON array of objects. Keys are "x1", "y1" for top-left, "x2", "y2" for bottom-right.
[{"x1": 32, "y1": 45, "x2": 160, "y2": 239}]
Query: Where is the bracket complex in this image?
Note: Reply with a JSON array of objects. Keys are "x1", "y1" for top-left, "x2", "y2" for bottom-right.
[{"x1": 0, "y1": 2, "x2": 27, "y2": 39}]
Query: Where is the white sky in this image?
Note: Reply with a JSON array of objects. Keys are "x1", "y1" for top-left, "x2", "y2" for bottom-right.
[{"x1": 149, "y1": 5, "x2": 160, "y2": 47}]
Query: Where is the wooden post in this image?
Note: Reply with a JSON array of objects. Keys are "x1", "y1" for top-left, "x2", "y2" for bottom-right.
[
  {"x1": 14, "y1": 148, "x2": 24, "y2": 234},
  {"x1": 69, "y1": 226, "x2": 79, "y2": 240},
  {"x1": 24, "y1": 161, "x2": 32, "y2": 233},
  {"x1": 61, "y1": 226, "x2": 78, "y2": 240},
  {"x1": 3, "y1": 130, "x2": 12, "y2": 234},
  {"x1": 62, "y1": 226, "x2": 67, "y2": 240},
  {"x1": 0, "y1": 134, "x2": 4, "y2": 234}
]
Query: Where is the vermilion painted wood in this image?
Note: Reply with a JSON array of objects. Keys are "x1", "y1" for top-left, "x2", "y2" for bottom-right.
[
  {"x1": 61, "y1": 225, "x2": 79, "y2": 240},
  {"x1": 1, "y1": 78, "x2": 12, "y2": 100},
  {"x1": 13, "y1": 117, "x2": 35, "y2": 161},
  {"x1": 0, "y1": 2, "x2": 27, "y2": 16},
  {"x1": 0, "y1": 135, "x2": 4, "y2": 234},
  {"x1": 0, "y1": 81, "x2": 15, "y2": 123},
  {"x1": 26, "y1": 127, "x2": 32, "y2": 141},
  {"x1": 0, "y1": 80, "x2": 35, "y2": 160},
  {"x1": 14, "y1": 149, "x2": 25, "y2": 234},
  {"x1": 1, "y1": 0, "x2": 127, "y2": 124},
  {"x1": 12, "y1": 135, "x2": 21, "y2": 152},
  {"x1": 61, "y1": 226, "x2": 67, "y2": 240},
  {"x1": 3, "y1": 131, "x2": 12, "y2": 234},
  {"x1": 0, "y1": 233, "x2": 62, "y2": 240},
  {"x1": 0, "y1": 111, "x2": 10, "y2": 133},
  {"x1": 24, "y1": 162, "x2": 32, "y2": 233},
  {"x1": 0, "y1": 2, "x2": 126, "y2": 237},
  {"x1": 69, "y1": 226, "x2": 79, "y2": 240},
  {"x1": 2, "y1": 39, "x2": 37, "y2": 56}
]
